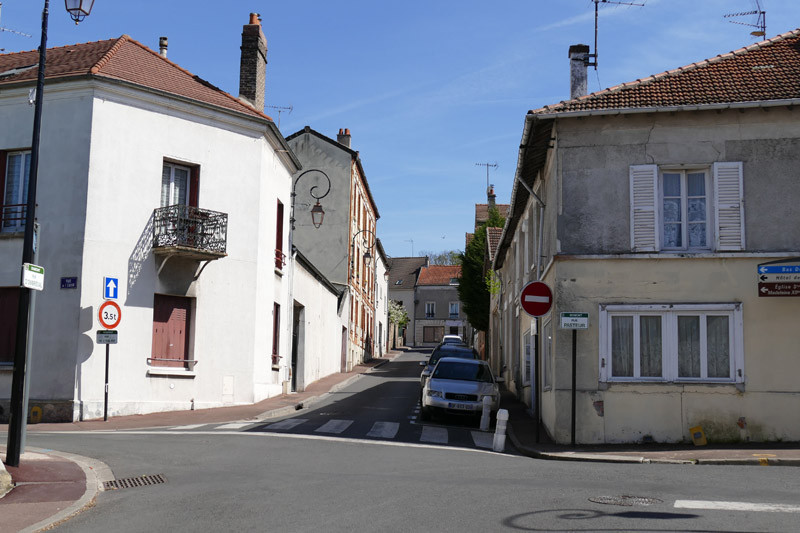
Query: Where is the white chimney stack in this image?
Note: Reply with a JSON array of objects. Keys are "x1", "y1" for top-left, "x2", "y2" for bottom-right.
[{"x1": 569, "y1": 44, "x2": 590, "y2": 100}]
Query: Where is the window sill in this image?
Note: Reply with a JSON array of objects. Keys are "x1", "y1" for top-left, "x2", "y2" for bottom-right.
[
  {"x1": 0, "y1": 364, "x2": 13, "y2": 373},
  {"x1": 599, "y1": 380, "x2": 743, "y2": 391},
  {"x1": 0, "y1": 231, "x2": 24, "y2": 240},
  {"x1": 274, "y1": 268, "x2": 284, "y2": 277},
  {"x1": 147, "y1": 368, "x2": 196, "y2": 378}
]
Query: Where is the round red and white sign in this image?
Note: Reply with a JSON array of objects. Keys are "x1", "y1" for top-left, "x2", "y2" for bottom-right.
[
  {"x1": 520, "y1": 281, "x2": 553, "y2": 317},
  {"x1": 98, "y1": 301, "x2": 122, "y2": 329}
]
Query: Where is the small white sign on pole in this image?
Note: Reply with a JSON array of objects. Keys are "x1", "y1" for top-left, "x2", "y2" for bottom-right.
[
  {"x1": 96, "y1": 330, "x2": 118, "y2": 344},
  {"x1": 21, "y1": 263, "x2": 45, "y2": 291},
  {"x1": 560, "y1": 312, "x2": 589, "y2": 330}
]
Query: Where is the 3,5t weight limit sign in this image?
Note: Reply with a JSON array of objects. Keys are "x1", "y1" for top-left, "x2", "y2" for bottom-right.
[{"x1": 98, "y1": 301, "x2": 122, "y2": 329}]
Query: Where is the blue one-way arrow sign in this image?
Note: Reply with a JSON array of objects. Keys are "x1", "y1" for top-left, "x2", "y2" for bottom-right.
[{"x1": 103, "y1": 277, "x2": 119, "y2": 300}]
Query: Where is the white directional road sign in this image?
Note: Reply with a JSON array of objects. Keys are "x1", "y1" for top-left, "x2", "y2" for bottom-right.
[{"x1": 22, "y1": 263, "x2": 45, "y2": 291}]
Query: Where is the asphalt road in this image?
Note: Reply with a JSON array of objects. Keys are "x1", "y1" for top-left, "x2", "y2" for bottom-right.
[{"x1": 20, "y1": 349, "x2": 800, "y2": 532}]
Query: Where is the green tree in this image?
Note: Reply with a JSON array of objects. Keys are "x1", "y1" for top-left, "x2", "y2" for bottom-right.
[
  {"x1": 419, "y1": 250, "x2": 461, "y2": 265},
  {"x1": 388, "y1": 300, "x2": 409, "y2": 327},
  {"x1": 457, "y1": 207, "x2": 505, "y2": 332}
]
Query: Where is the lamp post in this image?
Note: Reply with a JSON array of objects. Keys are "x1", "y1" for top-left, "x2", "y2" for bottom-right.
[{"x1": 6, "y1": 0, "x2": 95, "y2": 468}]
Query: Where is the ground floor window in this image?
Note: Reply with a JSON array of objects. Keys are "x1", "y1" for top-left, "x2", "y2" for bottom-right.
[
  {"x1": 542, "y1": 320, "x2": 552, "y2": 390},
  {"x1": 151, "y1": 294, "x2": 193, "y2": 368},
  {"x1": 523, "y1": 329, "x2": 531, "y2": 386},
  {"x1": 449, "y1": 326, "x2": 459, "y2": 335},
  {"x1": 0, "y1": 288, "x2": 20, "y2": 363},
  {"x1": 600, "y1": 304, "x2": 743, "y2": 383},
  {"x1": 423, "y1": 326, "x2": 443, "y2": 343}
]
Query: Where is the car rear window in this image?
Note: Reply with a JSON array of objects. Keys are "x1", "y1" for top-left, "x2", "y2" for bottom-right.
[
  {"x1": 429, "y1": 346, "x2": 478, "y2": 365},
  {"x1": 433, "y1": 361, "x2": 493, "y2": 383}
]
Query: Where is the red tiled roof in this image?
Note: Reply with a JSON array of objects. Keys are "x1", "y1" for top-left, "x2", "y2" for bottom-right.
[
  {"x1": 0, "y1": 36, "x2": 270, "y2": 121},
  {"x1": 486, "y1": 227, "x2": 503, "y2": 263},
  {"x1": 417, "y1": 265, "x2": 461, "y2": 286},
  {"x1": 536, "y1": 29, "x2": 800, "y2": 115}
]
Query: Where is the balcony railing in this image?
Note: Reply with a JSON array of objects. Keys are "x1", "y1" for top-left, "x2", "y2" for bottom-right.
[
  {"x1": 0, "y1": 204, "x2": 27, "y2": 233},
  {"x1": 152, "y1": 205, "x2": 228, "y2": 259}
]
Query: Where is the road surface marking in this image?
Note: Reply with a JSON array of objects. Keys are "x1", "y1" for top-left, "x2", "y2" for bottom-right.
[
  {"x1": 265, "y1": 418, "x2": 307, "y2": 431},
  {"x1": 675, "y1": 500, "x2": 800, "y2": 513},
  {"x1": 366, "y1": 421, "x2": 400, "y2": 439},
  {"x1": 471, "y1": 431, "x2": 494, "y2": 449},
  {"x1": 216, "y1": 422, "x2": 252, "y2": 430},
  {"x1": 171, "y1": 424, "x2": 207, "y2": 430},
  {"x1": 420, "y1": 426, "x2": 448, "y2": 444},
  {"x1": 315, "y1": 419, "x2": 353, "y2": 434}
]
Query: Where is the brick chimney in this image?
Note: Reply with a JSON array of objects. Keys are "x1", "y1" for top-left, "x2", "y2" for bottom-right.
[
  {"x1": 337, "y1": 128, "x2": 351, "y2": 148},
  {"x1": 159, "y1": 37, "x2": 168, "y2": 58},
  {"x1": 239, "y1": 13, "x2": 267, "y2": 111},
  {"x1": 487, "y1": 184, "x2": 496, "y2": 210},
  {"x1": 569, "y1": 44, "x2": 590, "y2": 100}
]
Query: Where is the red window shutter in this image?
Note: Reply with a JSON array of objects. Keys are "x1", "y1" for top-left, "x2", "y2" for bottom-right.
[
  {"x1": 275, "y1": 200, "x2": 284, "y2": 268},
  {"x1": 152, "y1": 295, "x2": 192, "y2": 368},
  {"x1": 189, "y1": 166, "x2": 199, "y2": 207},
  {"x1": 272, "y1": 303, "x2": 281, "y2": 360},
  {"x1": 0, "y1": 288, "x2": 20, "y2": 363}
]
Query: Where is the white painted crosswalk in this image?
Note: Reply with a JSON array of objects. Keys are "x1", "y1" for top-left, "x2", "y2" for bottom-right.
[
  {"x1": 675, "y1": 500, "x2": 800, "y2": 513},
  {"x1": 203, "y1": 416, "x2": 504, "y2": 451}
]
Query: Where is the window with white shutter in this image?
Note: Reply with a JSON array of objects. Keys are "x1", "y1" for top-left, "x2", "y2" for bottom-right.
[
  {"x1": 713, "y1": 162, "x2": 745, "y2": 251},
  {"x1": 629, "y1": 163, "x2": 744, "y2": 253}
]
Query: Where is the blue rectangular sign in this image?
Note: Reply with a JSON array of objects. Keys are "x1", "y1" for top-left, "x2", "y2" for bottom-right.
[
  {"x1": 758, "y1": 264, "x2": 800, "y2": 274},
  {"x1": 60, "y1": 277, "x2": 78, "y2": 289},
  {"x1": 103, "y1": 277, "x2": 119, "y2": 300}
]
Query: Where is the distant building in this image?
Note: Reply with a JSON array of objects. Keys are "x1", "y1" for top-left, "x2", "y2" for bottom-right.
[
  {"x1": 414, "y1": 265, "x2": 469, "y2": 346},
  {"x1": 387, "y1": 256, "x2": 428, "y2": 347}
]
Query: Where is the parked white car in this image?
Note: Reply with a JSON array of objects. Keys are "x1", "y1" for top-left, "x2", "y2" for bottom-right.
[{"x1": 420, "y1": 358, "x2": 500, "y2": 421}]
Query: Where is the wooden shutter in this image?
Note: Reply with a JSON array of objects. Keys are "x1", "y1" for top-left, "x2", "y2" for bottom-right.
[
  {"x1": 713, "y1": 162, "x2": 745, "y2": 251},
  {"x1": 0, "y1": 151, "x2": 7, "y2": 227},
  {"x1": 629, "y1": 165, "x2": 659, "y2": 252},
  {"x1": 152, "y1": 295, "x2": 191, "y2": 368},
  {"x1": 189, "y1": 166, "x2": 200, "y2": 207},
  {"x1": 0, "y1": 288, "x2": 20, "y2": 363}
]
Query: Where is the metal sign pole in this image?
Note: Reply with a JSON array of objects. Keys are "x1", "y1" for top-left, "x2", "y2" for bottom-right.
[
  {"x1": 104, "y1": 343, "x2": 109, "y2": 421},
  {"x1": 571, "y1": 329, "x2": 577, "y2": 446}
]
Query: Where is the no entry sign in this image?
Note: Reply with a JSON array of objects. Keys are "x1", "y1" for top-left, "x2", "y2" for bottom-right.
[{"x1": 520, "y1": 281, "x2": 553, "y2": 317}]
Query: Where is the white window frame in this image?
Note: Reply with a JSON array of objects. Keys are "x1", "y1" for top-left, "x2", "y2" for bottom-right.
[
  {"x1": 2, "y1": 150, "x2": 31, "y2": 232},
  {"x1": 448, "y1": 301, "x2": 459, "y2": 318},
  {"x1": 660, "y1": 168, "x2": 712, "y2": 251},
  {"x1": 523, "y1": 329, "x2": 531, "y2": 386},
  {"x1": 162, "y1": 162, "x2": 191, "y2": 207},
  {"x1": 542, "y1": 319, "x2": 552, "y2": 390},
  {"x1": 425, "y1": 301, "x2": 435, "y2": 318},
  {"x1": 599, "y1": 304, "x2": 744, "y2": 384}
]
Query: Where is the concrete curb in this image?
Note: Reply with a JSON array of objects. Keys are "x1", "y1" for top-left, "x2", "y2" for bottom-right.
[
  {"x1": 507, "y1": 422, "x2": 800, "y2": 466},
  {"x1": 19, "y1": 448, "x2": 113, "y2": 533},
  {"x1": 0, "y1": 459, "x2": 11, "y2": 499}
]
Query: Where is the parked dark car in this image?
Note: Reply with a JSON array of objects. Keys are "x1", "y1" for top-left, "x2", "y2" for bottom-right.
[{"x1": 419, "y1": 343, "x2": 479, "y2": 391}]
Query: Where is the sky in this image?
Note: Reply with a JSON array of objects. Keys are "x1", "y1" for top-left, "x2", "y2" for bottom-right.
[{"x1": 2, "y1": 1, "x2": 799, "y2": 260}]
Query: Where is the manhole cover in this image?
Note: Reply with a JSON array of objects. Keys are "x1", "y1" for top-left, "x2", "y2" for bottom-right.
[
  {"x1": 589, "y1": 495, "x2": 663, "y2": 507},
  {"x1": 104, "y1": 474, "x2": 167, "y2": 490}
]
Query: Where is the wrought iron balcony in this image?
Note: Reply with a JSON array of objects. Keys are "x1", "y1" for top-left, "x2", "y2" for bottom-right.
[{"x1": 152, "y1": 205, "x2": 228, "y2": 259}]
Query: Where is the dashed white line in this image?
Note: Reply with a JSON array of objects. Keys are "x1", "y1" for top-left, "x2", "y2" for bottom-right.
[
  {"x1": 215, "y1": 422, "x2": 252, "y2": 430},
  {"x1": 265, "y1": 418, "x2": 307, "y2": 431},
  {"x1": 366, "y1": 421, "x2": 400, "y2": 439},
  {"x1": 315, "y1": 419, "x2": 353, "y2": 434},
  {"x1": 420, "y1": 426, "x2": 448, "y2": 444},
  {"x1": 675, "y1": 500, "x2": 800, "y2": 513}
]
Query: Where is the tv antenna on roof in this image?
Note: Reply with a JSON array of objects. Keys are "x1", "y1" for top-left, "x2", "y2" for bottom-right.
[
  {"x1": 475, "y1": 162, "x2": 498, "y2": 193},
  {"x1": 589, "y1": 0, "x2": 645, "y2": 70},
  {"x1": 265, "y1": 104, "x2": 293, "y2": 129},
  {"x1": 0, "y1": 2, "x2": 33, "y2": 51},
  {"x1": 724, "y1": 0, "x2": 766, "y2": 38}
]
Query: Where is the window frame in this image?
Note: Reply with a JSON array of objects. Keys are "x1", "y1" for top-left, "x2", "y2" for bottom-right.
[
  {"x1": 425, "y1": 301, "x2": 435, "y2": 319},
  {"x1": 599, "y1": 303, "x2": 744, "y2": 384},
  {"x1": 448, "y1": 301, "x2": 459, "y2": 319},
  {"x1": 542, "y1": 319, "x2": 552, "y2": 390},
  {"x1": 660, "y1": 168, "x2": 712, "y2": 251},
  {"x1": 161, "y1": 161, "x2": 192, "y2": 207},
  {"x1": 2, "y1": 150, "x2": 32, "y2": 232}
]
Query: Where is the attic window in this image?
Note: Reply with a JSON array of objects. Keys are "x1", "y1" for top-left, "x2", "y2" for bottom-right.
[
  {"x1": 450, "y1": 278, "x2": 459, "y2": 286},
  {"x1": 395, "y1": 280, "x2": 403, "y2": 285}
]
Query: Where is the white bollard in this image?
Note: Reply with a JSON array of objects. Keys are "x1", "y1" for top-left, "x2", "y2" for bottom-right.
[
  {"x1": 492, "y1": 408, "x2": 509, "y2": 452},
  {"x1": 479, "y1": 396, "x2": 492, "y2": 431}
]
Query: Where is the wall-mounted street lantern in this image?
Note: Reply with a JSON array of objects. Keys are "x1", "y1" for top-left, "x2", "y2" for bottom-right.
[
  {"x1": 290, "y1": 169, "x2": 331, "y2": 231},
  {"x1": 310, "y1": 200, "x2": 325, "y2": 229},
  {"x1": 64, "y1": 0, "x2": 95, "y2": 23},
  {"x1": 351, "y1": 228, "x2": 376, "y2": 279}
]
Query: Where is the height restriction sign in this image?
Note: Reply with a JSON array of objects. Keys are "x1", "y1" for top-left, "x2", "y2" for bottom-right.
[{"x1": 520, "y1": 281, "x2": 553, "y2": 317}]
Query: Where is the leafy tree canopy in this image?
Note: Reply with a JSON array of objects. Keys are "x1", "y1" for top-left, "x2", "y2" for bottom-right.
[
  {"x1": 418, "y1": 250, "x2": 461, "y2": 266},
  {"x1": 457, "y1": 207, "x2": 505, "y2": 332}
]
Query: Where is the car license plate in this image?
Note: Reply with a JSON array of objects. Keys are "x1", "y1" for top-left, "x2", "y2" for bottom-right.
[{"x1": 448, "y1": 402, "x2": 471, "y2": 410}]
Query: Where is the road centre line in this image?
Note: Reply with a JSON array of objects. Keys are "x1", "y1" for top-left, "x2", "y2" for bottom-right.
[{"x1": 675, "y1": 500, "x2": 800, "y2": 513}]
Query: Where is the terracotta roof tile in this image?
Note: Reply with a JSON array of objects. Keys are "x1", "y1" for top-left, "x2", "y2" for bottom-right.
[
  {"x1": 0, "y1": 36, "x2": 270, "y2": 121},
  {"x1": 535, "y1": 29, "x2": 800, "y2": 115},
  {"x1": 486, "y1": 227, "x2": 503, "y2": 263},
  {"x1": 417, "y1": 265, "x2": 461, "y2": 286}
]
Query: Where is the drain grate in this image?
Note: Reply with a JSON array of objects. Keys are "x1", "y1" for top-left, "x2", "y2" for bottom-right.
[
  {"x1": 104, "y1": 474, "x2": 167, "y2": 490},
  {"x1": 589, "y1": 495, "x2": 663, "y2": 507}
]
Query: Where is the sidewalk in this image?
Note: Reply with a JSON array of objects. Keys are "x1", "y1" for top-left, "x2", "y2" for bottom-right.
[
  {"x1": 0, "y1": 355, "x2": 393, "y2": 532},
  {"x1": 501, "y1": 390, "x2": 800, "y2": 466}
]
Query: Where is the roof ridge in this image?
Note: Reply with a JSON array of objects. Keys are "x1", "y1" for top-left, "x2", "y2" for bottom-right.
[
  {"x1": 100, "y1": 36, "x2": 274, "y2": 122},
  {"x1": 89, "y1": 35, "x2": 129, "y2": 74},
  {"x1": 535, "y1": 27, "x2": 800, "y2": 114}
]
